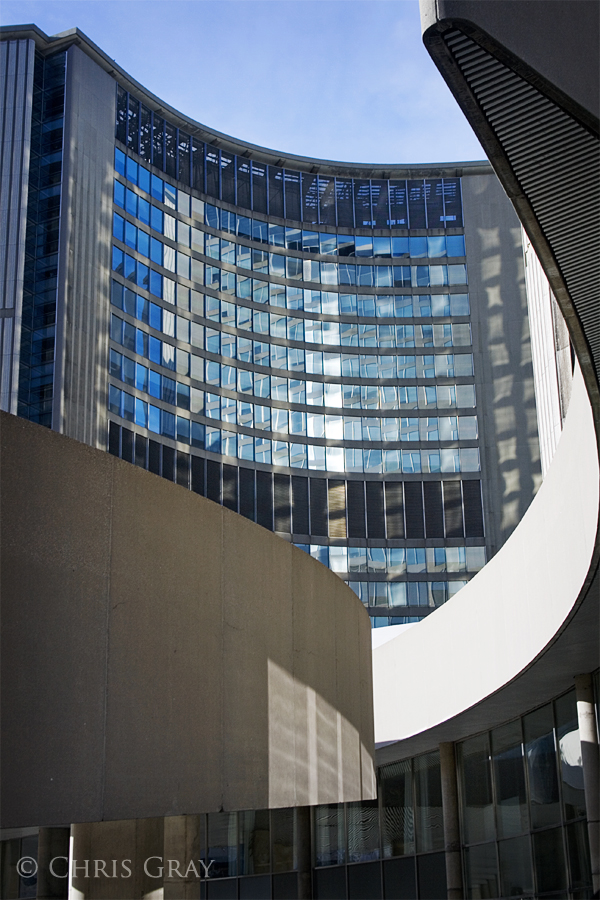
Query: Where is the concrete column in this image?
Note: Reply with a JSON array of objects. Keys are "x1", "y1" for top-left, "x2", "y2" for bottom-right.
[
  {"x1": 439, "y1": 742, "x2": 463, "y2": 900},
  {"x1": 296, "y1": 806, "x2": 312, "y2": 900},
  {"x1": 69, "y1": 818, "x2": 164, "y2": 899},
  {"x1": 37, "y1": 827, "x2": 70, "y2": 899},
  {"x1": 163, "y1": 816, "x2": 201, "y2": 899},
  {"x1": 575, "y1": 673, "x2": 599, "y2": 895}
]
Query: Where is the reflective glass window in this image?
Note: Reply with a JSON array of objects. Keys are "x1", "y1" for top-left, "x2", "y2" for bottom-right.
[
  {"x1": 414, "y1": 752, "x2": 443, "y2": 852},
  {"x1": 524, "y1": 703, "x2": 562, "y2": 830},
  {"x1": 464, "y1": 843, "x2": 499, "y2": 900},
  {"x1": 459, "y1": 734, "x2": 495, "y2": 845},
  {"x1": 285, "y1": 227, "x2": 302, "y2": 251},
  {"x1": 335, "y1": 179, "x2": 354, "y2": 228},
  {"x1": 492, "y1": 721, "x2": 529, "y2": 838},
  {"x1": 446, "y1": 234, "x2": 465, "y2": 256},
  {"x1": 533, "y1": 827, "x2": 567, "y2": 893},
  {"x1": 239, "y1": 810, "x2": 270, "y2": 876},
  {"x1": 497, "y1": 835, "x2": 534, "y2": 899},
  {"x1": 208, "y1": 811, "x2": 238, "y2": 878},
  {"x1": 555, "y1": 690, "x2": 586, "y2": 821},
  {"x1": 315, "y1": 805, "x2": 345, "y2": 867},
  {"x1": 355, "y1": 236, "x2": 373, "y2": 258},
  {"x1": 347, "y1": 800, "x2": 380, "y2": 863}
]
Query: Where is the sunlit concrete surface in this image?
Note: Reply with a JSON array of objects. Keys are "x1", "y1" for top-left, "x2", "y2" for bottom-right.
[{"x1": 0, "y1": 412, "x2": 375, "y2": 828}]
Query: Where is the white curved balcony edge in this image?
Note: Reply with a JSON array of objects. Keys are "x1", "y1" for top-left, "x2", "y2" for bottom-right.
[{"x1": 373, "y1": 363, "x2": 599, "y2": 743}]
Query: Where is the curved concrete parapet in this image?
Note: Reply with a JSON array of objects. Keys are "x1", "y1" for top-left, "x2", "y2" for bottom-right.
[
  {"x1": 0, "y1": 413, "x2": 375, "y2": 828},
  {"x1": 373, "y1": 363, "x2": 599, "y2": 743}
]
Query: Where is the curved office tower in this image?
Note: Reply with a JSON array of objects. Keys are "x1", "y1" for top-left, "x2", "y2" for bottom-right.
[
  {"x1": 1, "y1": 25, "x2": 541, "y2": 628},
  {"x1": 1, "y1": 9, "x2": 598, "y2": 900}
]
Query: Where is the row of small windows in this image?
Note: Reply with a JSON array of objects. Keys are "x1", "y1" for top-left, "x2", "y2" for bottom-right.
[
  {"x1": 115, "y1": 100, "x2": 464, "y2": 228},
  {"x1": 347, "y1": 579, "x2": 468, "y2": 611},
  {"x1": 110, "y1": 353, "x2": 478, "y2": 440},
  {"x1": 110, "y1": 312, "x2": 475, "y2": 383},
  {"x1": 111, "y1": 227, "x2": 468, "y2": 294},
  {"x1": 115, "y1": 200, "x2": 467, "y2": 285},
  {"x1": 301, "y1": 544, "x2": 486, "y2": 576},
  {"x1": 113, "y1": 274, "x2": 471, "y2": 325},
  {"x1": 116, "y1": 151, "x2": 466, "y2": 258},
  {"x1": 112, "y1": 279, "x2": 471, "y2": 350},
  {"x1": 108, "y1": 390, "x2": 481, "y2": 474},
  {"x1": 310, "y1": 691, "x2": 592, "y2": 895},
  {"x1": 108, "y1": 333, "x2": 476, "y2": 410},
  {"x1": 108, "y1": 423, "x2": 485, "y2": 540}
]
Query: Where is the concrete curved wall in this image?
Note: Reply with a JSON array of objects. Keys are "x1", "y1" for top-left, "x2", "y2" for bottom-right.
[
  {"x1": 0, "y1": 413, "x2": 375, "y2": 828},
  {"x1": 373, "y1": 363, "x2": 598, "y2": 743}
]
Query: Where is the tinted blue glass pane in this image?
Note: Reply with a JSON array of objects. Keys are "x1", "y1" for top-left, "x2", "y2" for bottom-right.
[
  {"x1": 125, "y1": 156, "x2": 138, "y2": 184},
  {"x1": 135, "y1": 363, "x2": 148, "y2": 392},
  {"x1": 113, "y1": 213, "x2": 124, "y2": 242},
  {"x1": 177, "y1": 382, "x2": 190, "y2": 409},
  {"x1": 108, "y1": 385, "x2": 121, "y2": 415},
  {"x1": 191, "y1": 421, "x2": 205, "y2": 448},
  {"x1": 340, "y1": 294, "x2": 357, "y2": 315},
  {"x1": 136, "y1": 263, "x2": 149, "y2": 289},
  {"x1": 114, "y1": 147, "x2": 126, "y2": 176},
  {"x1": 112, "y1": 246, "x2": 124, "y2": 273},
  {"x1": 162, "y1": 376, "x2": 176, "y2": 404},
  {"x1": 253, "y1": 219, "x2": 267, "y2": 243},
  {"x1": 137, "y1": 230, "x2": 149, "y2": 258},
  {"x1": 138, "y1": 166, "x2": 150, "y2": 194},
  {"x1": 111, "y1": 281, "x2": 123, "y2": 309},
  {"x1": 205, "y1": 204, "x2": 219, "y2": 229},
  {"x1": 392, "y1": 236, "x2": 409, "y2": 257},
  {"x1": 135, "y1": 295, "x2": 148, "y2": 323},
  {"x1": 135, "y1": 398, "x2": 147, "y2": 427},
  {"x1": 125, "y1": 189, "x2": 137, "y2": 217},
  {"x1": 124, "y1": 254, "x2": 136, "y2": 281},
  {"x1": 161, "y1": 409, "x2": 175, "y2": 438},
  {"x1": 151, "y1": 173, "x2": 163, "y2": 200},
  {"x1": 150, "y1": 237, "x2": 162, "y2": 265},
  {"x1": 357, "y1": 296, "x2": 376, "y2": 317},
  {"x1": 446, "y1": 235, "x2": 465, "y2": 256},
  {"x1": 135, "y1": 329, "x2": 146, "y2": 356},
  {"x1": 122, "y1": 391, "x2": 134, "y2": 422},
  {"x1": 150, "y1": 206, "x2": 163, "y2": 232},
  {"x1": 149, "y1": 271, "x2": 162, "y2": 297},
  {"x1": 110, "y1": 314, "x2": 122, "y2": 343},
  {"x1": 149, "y1": 303, "x2": 162, "y2": 331},
  {"x1": 177, "y1": 416, "x2": 190, "y2": 443},
  {"x1": 148, "y1": 404, "x2": 160, "y2": 433},
  {"x1": 237, "y1": 216, "x2": 251, "y2": 238},
  {"x1": 124, "y1": 220, "x2": 136, "y2": 249},
  {"x1": 114, "y1": 180, "x2": 125, "y2": 208},
  {"x1": 409, "y1": 236, "x2": 427, "y2": 258},
  {"x1": 149, "y1": 335, "x2": 161, "y2": 364},
  {"x1": 450, "y1": 294, "x2": 470, "y2": 315},
  {"x1": 164, "y1": 182, "x2": 176, "y2": 208},
  {"x1": 138, "y1": 197, "x2": 150, "y2": 225},
  {"x1": 148, "y1": 368, "x2": 161, "y2": 398}
]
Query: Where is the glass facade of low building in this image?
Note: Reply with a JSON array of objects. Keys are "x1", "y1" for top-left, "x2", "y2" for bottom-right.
[
  {"x1": 107, "y1": 87, "x2": 490, "y2": 625},
  {"x1": 2, "y1": 683, "x2": 594, "y2": 899}
]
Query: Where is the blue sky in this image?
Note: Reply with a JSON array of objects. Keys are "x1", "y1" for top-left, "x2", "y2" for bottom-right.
[{"x1": 2, "y1": 0, "x2": 486, "y2": 164}]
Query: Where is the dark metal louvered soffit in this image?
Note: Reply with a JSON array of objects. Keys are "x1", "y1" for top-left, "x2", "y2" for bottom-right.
[{"x1": 423, "y1": 22, "x2": 600, "y2": 420}]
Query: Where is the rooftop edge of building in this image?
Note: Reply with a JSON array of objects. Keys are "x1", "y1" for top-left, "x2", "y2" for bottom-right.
[{"x1": 0, "y1": 22, "x2": 493, "y2": 179}]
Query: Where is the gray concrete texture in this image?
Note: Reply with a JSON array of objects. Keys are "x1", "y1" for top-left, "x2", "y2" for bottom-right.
[
  {"x1": 462, "y1": 173, "x2": 541, "y2": 551},
  {"x1": 420, "y1": 0, "x2": 599, "y2": 124},
  {"x1": 54, "y1": 44, "x2": 115, "y2": 449},
  {"x1": 0, "y1": 412, "x2": 375, "y2": 828}
]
